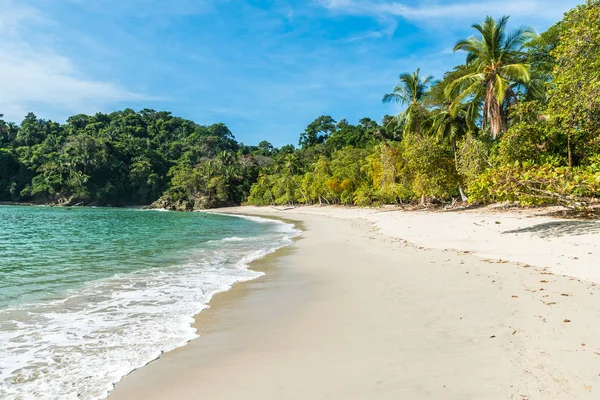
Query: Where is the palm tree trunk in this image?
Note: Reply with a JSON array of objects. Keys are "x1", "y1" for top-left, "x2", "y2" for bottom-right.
[
  {"x1": 451, "y1": 138, "x2": 469, "y2": 202},
  {"x1": 567, "y1": 132, "x2": 573, "y2": 167},
  {"x1": 459, "y1": 187, "x2": 468, "y2": 202},
  {"x1": 486, "y1": 82, "x2": 505, "y2": 139}
]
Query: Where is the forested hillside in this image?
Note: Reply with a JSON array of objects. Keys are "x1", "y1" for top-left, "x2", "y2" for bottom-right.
[
  {"x1": 0, "y1": 110, "x2": 269, "y2": 209},
  {"x1": 1, "y1": 1, "x2": 598, "y2": 211}
]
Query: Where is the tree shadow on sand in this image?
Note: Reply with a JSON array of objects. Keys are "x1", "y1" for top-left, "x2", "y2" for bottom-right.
[{"x1": 502, "y1": 220, "x2": 600, "y2": 238}]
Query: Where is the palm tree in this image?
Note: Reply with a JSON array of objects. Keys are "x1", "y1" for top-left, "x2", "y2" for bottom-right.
[
  {"x1": 198, "y1": 160, "x2": 217, "y2": 203},
  {"x1": 200, "y1": 160, "x2": 216, "y2": 183},
  {"x1": 283, "y1": 153, "x2": 299, "y2": 176},
  {"x1": 383, "y1": 69, "x2": 433, "y2": 136},
  {"x1": 429, "y1": 106, "x2": 471, "y2": 153},
  {"x1": 217, "y1": 150, "x2": 234, "y2": 168},
  {"x1": 223, "y1": 164, "x2": 241, "y2": 203},
  {"x1": 446, "y1": 16, "x2": 536, "y2": 138},
  {"x1": 426, "y1": 104, "x2": 476, "y2": 201}
]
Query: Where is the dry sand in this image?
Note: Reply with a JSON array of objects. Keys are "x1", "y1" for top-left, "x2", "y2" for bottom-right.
[{"x1": 110, "y1": 206, "x2": 600, "y2": 400}]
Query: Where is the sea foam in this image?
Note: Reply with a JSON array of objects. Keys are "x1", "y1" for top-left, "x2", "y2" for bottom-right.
[{"x1": 0, "y1": 215, "x2": 300, "y2": 400}]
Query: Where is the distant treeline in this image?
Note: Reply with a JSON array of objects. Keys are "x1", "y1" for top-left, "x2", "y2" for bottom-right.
[
  {"x1": 0, "y1": 110, "x2": 273, "y2": 209},
  {"x1": 1, "y1": 1, "x2": 599, "y2": 211}
]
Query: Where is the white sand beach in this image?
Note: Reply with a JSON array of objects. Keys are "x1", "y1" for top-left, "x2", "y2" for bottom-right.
[{"x1": 110, "y1": 206, "x2": 600, "y2": 400}]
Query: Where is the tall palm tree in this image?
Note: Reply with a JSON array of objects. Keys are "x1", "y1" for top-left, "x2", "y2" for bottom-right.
[
  {"x1": 446, "y1": 16, "x2": 536, "y2": 138},
  {"x1": 383, "y1": 68, "x2": 433, "y2": 136}
]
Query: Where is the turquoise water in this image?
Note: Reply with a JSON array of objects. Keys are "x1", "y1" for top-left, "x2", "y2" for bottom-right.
[{"x1": 0, "y1": 206, "x2": 299, "y2": 400}]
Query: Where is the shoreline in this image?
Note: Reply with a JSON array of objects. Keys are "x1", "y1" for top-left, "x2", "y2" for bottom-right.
[
  {"x1": 104, "y1": 212, "x2": 303, "y2": 399},
  {"x1": 190, "y1": 215, "x2": 306, "y2": 339},
  {"x1": 109, "y1": 212, "x2": 315, "y2": 399},
  {"x1": 0, "y1": 207, "x2": 301, "y2": 400},
  {"x1": 110, "y1": 206, "x2": 600, "y2": 399}
]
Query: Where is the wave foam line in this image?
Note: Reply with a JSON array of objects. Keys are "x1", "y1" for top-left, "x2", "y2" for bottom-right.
[{"x1": 0, "y1": 219, "x2": 301, "y2": 400}]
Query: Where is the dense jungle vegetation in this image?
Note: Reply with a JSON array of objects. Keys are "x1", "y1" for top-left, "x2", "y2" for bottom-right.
[
  {"x1": 0, "y1": 1, "x2": 598, "y2": 211},
  {"x1": 247, "y1": 2, "x2": 600, "y2": 210}
]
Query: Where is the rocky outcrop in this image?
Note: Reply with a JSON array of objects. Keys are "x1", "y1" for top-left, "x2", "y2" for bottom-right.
[
  {"x1": 146, "y1": 196, "x2": 194, "y2": 212},
  {"x1": 146, "y1": 194, "x2": 236, "y2": 212}
]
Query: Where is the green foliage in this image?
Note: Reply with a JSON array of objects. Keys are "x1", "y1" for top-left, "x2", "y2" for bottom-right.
[
  {"x1": 330, "y1": 147, "x2": 368, "y2": 204},
  {"x1": 4, "y1": 5, "x2": 599, "y2": 212},
  {"x1": 456, "y1": 134, "x2": 493, "y2": 188},
  {"x1": 299, "y1": 115, "x2": 337, "y2": 148},
  {"x1": 0, "y1": 110, "x2": 266, "y2": 208},
  {"x1": 526, "y1": 21, "x2": 563, "y2": 77},
  {"x1": 402, "y1": 135, "x2": 459, "y2": 200},
  {"x1": 247, "y1": 5, "x2": 600, "y2": 210},
  {"x1": 469, "y1": 162, "x2": 600, "y2": 208},
  {"x1": 363, "y1": 143, "x2": 410, "y2": 204},
  {"x1": 496, "y1": 102, "x2": 565, "y2": 165},
  {"x1": 326, "y1": 118, "x2": 378, "y2": 151},
  {"x1": 547, "y1": 0, "x2": 600, "y2": 167}
]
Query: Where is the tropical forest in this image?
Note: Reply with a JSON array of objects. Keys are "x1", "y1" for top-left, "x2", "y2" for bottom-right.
[{"x1": 1, "y1": 1, "x2": 598, "y2": 212}]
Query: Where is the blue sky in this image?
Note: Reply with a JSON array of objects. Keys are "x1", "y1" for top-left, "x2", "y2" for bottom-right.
[{"x1": 0, "y1": 0, "x2": 582, "y2": 146}]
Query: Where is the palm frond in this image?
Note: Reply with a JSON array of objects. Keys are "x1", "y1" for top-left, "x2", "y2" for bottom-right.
[
  {"x1": 445, "y1": 72, "x2": 485, "y2": 99},
  {"x1": 499, "y1": 63, "x2": 531, "y2": 83},
  {"x1": 493, "y1": 74, "x2": 510, "y2": 105},
  {"x1": 455, "y1": 37, "x2": 486, "y2": 64},
  {"x1": 503, "y1": 26, "x2": 537, "y2": 53},
  {"x1": 383, "y1": 93, "x2": 404, "y2": 104},
  {"x1": 449, "y1": 79, "x2": 484, "y2": 117},
  {"x1": 384, "y1": 69, "x2": 432, "y2": 106},
  {"x1": 454, "y1": 38, "x2": 477, "y2": 53}
]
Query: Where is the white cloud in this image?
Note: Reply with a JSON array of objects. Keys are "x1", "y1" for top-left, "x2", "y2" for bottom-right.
[
  {"x1": 0, "y1": 2, "x2": 43, "y2": 33},
  {"x1": 318, "y1": 0, "x2": 581, "y2": 24},
  {"x1": 0, "y1": 0, "x2": 147, "y2": 123},
  {"x1": 67, "y1": 0, "x2": 215, "y2": 17}
]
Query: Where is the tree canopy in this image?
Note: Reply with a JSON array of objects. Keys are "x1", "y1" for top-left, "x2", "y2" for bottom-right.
[
  {"x1": 2, "y1": 2, "x2": 599, "y2": 212},
  {"x1": 0, "y1": 109, "x2": 268, "y2": 209},
  {"x1": 246, "y1": 4, "x2": 600, "y2": 212}
]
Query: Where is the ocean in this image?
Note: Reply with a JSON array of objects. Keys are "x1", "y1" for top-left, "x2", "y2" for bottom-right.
[{"x1": 0, "y1": 206, "x2": 299, "y2": 399}]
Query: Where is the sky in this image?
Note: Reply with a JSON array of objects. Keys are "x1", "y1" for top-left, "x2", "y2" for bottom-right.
[{"x1": 0, "y1": 0, "x2": 583, "y2": 146}]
